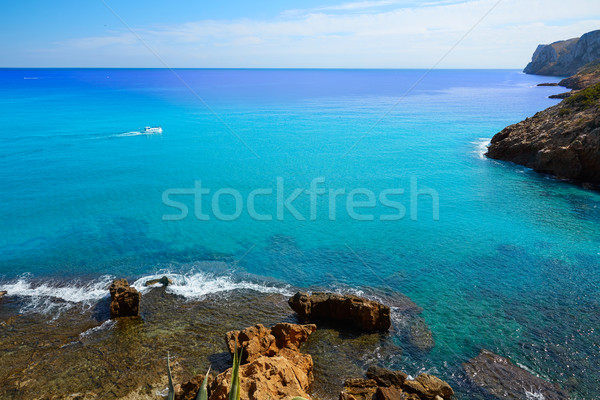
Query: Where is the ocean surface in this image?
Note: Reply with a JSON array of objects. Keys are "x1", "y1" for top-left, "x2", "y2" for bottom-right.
[{"x1": 1, "y1": 69, "x2": 599, "y2": 398}]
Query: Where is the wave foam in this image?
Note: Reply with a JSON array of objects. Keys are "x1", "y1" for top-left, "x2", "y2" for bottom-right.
[
  {"x1": 0, "y1": 275, "x2": 114, "y2": 315},
  {"x1": 131, "y1": 272, "x2": 293, "y2": 299},
  {"x1": 473, "y1": 138, "x2": 491, "y2": 160},
  {"x1": 0, "y1": 272, "x2": 291, "y2": 315},
  {"x1": 80, "y1": 320, "x2": 116, "y2": 339}
]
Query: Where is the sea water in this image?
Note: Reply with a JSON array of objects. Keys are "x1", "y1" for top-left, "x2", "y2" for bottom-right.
[{"x1": 1, "y1": 69, "x2": 599, "y2": 397}]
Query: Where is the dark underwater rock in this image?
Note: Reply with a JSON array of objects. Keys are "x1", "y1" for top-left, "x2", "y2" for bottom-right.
[
  {"x1": 463, "y1": 349, "x2": 569, "y2": 400},
  {"x1": 408, "y1": 317, "x2": 435, "y2": 352},
  {"x1": 289, "y1": 292, "x2": 391, "y2": 331}
]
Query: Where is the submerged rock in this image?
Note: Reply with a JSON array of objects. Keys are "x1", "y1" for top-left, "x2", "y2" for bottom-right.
[
  {"x1": 340, "y1": 367, "x2": 453, "y2": 400},
  {"x1": 144, "y1": 276, "x2": 173, "y2": 287},
  {"x1": 289, "y1": 292, "x2": 391, "y2": 331},
  {"x1": 408, "y1": 318, "x2": 435, "y2": 352},
  {"x1": 108, "y1": 279, "x2": 141, "y2": 318},
  {"x1": 463, "y1": 349, "x2": 569, "y2": 400},
  {"x1": 225, "y1": 322, "x2": 316, "y2": 364}
]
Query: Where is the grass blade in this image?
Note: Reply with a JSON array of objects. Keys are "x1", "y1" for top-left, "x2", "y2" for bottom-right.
[
  {"x1": 195, "y1": 366, "x2": 211, "y2": 400},
  {"x1": 167, "y1": 352, "x2": 175, "y2": 400},
  {"x1": 229, "y1": 340, "x2": 242, "y2": 400}
]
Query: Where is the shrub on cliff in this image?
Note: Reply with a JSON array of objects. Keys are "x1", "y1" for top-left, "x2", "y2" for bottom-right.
[{"x1": 564, "y1": 82, "x2": 600, "y2": 110}]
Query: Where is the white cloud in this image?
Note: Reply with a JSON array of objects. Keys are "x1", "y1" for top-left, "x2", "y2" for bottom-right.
[{"x1": 28, "y1": 0, "x2": 600, "y2": 68}]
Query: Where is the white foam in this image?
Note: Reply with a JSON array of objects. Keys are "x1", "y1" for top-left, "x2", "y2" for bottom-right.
[
  {"x1": 0, "y1": 275, "x2": 114, "y2": 315},
  {"x1": 0, "y1": 271, "x2": 291, "y2": 316},
  {"x1": 79, "y1": 320, "x2": 116, "y2": 339},
  {"x1": 131, "y1": 272, "x2": 293, "y2": 299},
  {"x1": 473, "y1": 138, "x2": 491, "y2": 160},
  {"x1": 112, "y1": 131, "x2": 151, "y2": 138},
  {"x1": 525, "y1": 390, "x2": 546, "y2": 400}
]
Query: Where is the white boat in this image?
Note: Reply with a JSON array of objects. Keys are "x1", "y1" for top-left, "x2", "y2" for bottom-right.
[{"x1": 143, "y1": 126, "x2": 163, "y2": 134}]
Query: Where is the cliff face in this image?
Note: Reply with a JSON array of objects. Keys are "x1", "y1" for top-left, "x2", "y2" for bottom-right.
[
  {"x1": 559, "y1": 61, "x2": 600, "y2": 90},
  {"x1": 524, "y1": 30, "x2": 600, "y2": 76},
  {"x1": 486, "y1": 84, "x2": 600, "y2": 184}
]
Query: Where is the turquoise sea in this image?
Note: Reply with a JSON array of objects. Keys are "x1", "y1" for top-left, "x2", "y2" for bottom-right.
[{"x1": 1, "y1": 69, "x2": 599, "y2": 398}]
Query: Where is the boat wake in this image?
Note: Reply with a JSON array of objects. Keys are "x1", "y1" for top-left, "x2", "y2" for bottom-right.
[{"x1": 112, "y1": 131, "x2": 154, "y2": 138}]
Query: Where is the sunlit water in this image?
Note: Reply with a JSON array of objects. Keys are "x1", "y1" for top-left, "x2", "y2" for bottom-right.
[{"x1": 1, "y1": 69, "x2": 599, "y2": 398}]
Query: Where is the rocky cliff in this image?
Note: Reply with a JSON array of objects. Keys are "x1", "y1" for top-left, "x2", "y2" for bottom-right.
[
  {"x1": 524, "y1": 30, "x2": 600, "y2": 76},
  {"x1": 486, "y1": 83, "x2": 600, "y2": 185}
]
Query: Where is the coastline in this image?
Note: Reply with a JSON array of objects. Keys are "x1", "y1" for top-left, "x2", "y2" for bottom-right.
[{"x1": 0, "y1": 283, "x2": 421, "y2": 399}]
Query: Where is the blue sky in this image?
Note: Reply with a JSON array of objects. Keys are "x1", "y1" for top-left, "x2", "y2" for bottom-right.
[{"x1": 2, "y1": 0, "x2": 599, "y2": 68}]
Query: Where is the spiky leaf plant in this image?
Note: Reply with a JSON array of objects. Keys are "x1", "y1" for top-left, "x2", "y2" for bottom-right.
[
  {"x1": 229, "y1": 340, "x2": 243, "y2": 400},
  {"x1": 195, "y1": 366, "x2": 211, "y2": 400},
  {"x1": 167, "y1": 352, "x2": 175, "y2": 400}
]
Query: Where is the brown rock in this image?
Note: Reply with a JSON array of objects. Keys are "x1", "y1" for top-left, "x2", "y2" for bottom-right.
[
  {"x1": 144, "y1": 276, "x2": 173, "y2": 287},
  {"x1": 366, "y1": 366, "x2": 407, "y2": 387},
  {"x1": 109, "y1": 279, "x2": 141, "y2": 318},
  {"x1": 463, "y1": 349, "x2": 568, "y2": 400},
  {"x1": 560, "y1": 61, "x2": 600, "y2": 90},
  {"x1": 340, "y1": 378, "x2": 378, "y2": 400},
  {"x1": 209, "y1": 354, "x2": 313, "y2": 400},
  {"x1": 376, "y1": 386, "x2": 406, "y2": 400},
  {"x1": 549, "y1": 91, "x2": 574, "y2": 99},
  {"x1": 0, "y1": 291, "x2": 6, "y2": 299},
  {"x1": 487, "y1": 83, "x2": 600, "y2": 185},
  {"x1": 225, "y1": 323, "x2": 316, "y2": 364},
  {"x1": 343, "y1": 368, "x2": 453, "y2": 400},
  {"x1": 404, "y1": 374, "x2": 453, "y2": 399},
  {"x1": 288, "y1": 292, "x2": 391, "y2": 331},
  {"x1": 176, "y1": 373, "x2": 212, "y2": 400}
]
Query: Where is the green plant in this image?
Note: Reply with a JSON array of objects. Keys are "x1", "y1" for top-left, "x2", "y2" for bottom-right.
[
  {"x1": 167, "y1": 353, "x2": 175, "y2": 400},
  {"x1": 229, "y1": 341, "x2": 242, "y2": 400},
  {"x1": 165, "y1": 344, "x2": 308, "y2": 400},
  {"x1": 564, "y1": 83, "x2": 600, "y2": 109},
  {"x1": 196, "y1": 366, "x2": 211, "y2": 400}
]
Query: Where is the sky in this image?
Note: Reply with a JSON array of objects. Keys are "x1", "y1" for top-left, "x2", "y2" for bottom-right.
[{"x1": 1, "y1": 0, "x2": 599, "y2": 68}]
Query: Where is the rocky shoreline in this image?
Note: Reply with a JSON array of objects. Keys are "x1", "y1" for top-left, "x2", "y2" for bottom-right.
[
  {"x1": 486, "y1": 30, "x2": 600, "y2": 188},
  {"x1": 0, "y1": 278, "x2": 573, "y2": 399}
]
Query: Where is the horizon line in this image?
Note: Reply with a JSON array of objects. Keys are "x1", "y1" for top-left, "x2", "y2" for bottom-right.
[{"x1": 0, "y1": 67, "x2": 526, "y2": 70}]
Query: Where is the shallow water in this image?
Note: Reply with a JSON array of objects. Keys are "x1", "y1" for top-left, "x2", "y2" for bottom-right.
[{"x1": 1, "y1": 69, "x2": 599, "y2": 398}]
